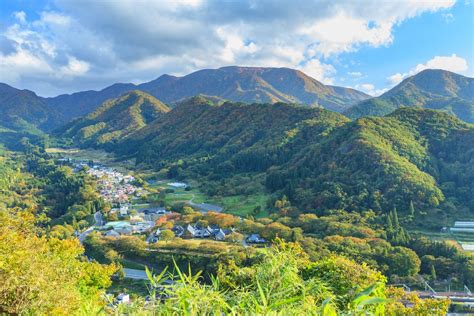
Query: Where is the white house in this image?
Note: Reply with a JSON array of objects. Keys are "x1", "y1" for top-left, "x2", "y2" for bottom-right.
[{"x1": 116, "y1": 293, "x2": 130, "y2": 304}]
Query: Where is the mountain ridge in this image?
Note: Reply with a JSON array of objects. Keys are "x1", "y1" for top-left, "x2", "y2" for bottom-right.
[
  {"x1": 55, "y1": 90, "x2": 170, "y2": 147},
  {"x1": 345, "y1": 69, "x2": 474, "y2": 123}
]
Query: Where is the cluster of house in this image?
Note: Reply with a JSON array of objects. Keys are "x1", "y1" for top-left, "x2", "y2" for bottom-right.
[
  {"x1": 147, "y1": 223, "x2": 266, "y2": 244},
  {"x1": 82, "y1": 164, "x2": 146, "y2": 204},
  {"x1": 102, "y1": 220, "x2": 155, "y2": 237},
  {"x1": 102, "y1": 207, "x2": 172, "y2": 237}
]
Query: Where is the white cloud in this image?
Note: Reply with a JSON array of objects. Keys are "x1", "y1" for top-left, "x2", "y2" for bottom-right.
[
  {"x1": 13, "y1": 11, "x2": 26, "y2": 24},
  {"x1": 354, "y1": 83, "x2": 388, "y2": 96},
  {"x1": 300, "y1": 13, "x2": 394, "y2": 57},
  {"x1": 413, "y1": 54, "x2": 468, "y2": 73},
  {"x1": 299, "y1": 59, "x2": 336, "y2": 84},
  {"x1": 39, "y1": 12, "x2": 72, "y2": 26},
  {"x1": 387, "y1": 54, "x2": 469, "y2": 85},
  {"x1": 60, "y1": 56, "x2": 90, "y2": 76},
  {"x1": 388, "y1": 73, "x2": 405, "y2": 85},
  {"x1": 0, "y1": 0, "x2": 458, "y2": 95}
]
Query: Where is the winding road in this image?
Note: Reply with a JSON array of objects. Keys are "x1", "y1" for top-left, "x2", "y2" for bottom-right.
[{"x1": 78, "y1": 211, "x2": 103, "y2": 243}]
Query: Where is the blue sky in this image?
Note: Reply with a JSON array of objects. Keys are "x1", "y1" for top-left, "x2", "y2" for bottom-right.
[{"x1": 0, "y1": 0, "x2": 472, "y2": 96}]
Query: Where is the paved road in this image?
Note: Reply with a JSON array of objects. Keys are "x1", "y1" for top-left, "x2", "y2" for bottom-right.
[
  {"x1": 123, "y1": 268, "x2": 149, "y2": 280},
  {"x1": 188, "y1": 194, "x2": 223, "y2": 213},
  {"x1": 78, "y1": 211, "x2": 103, "y2": 243}
]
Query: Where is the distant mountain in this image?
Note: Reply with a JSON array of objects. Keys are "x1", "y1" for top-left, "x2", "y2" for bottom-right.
[
  {"x1": 55, "y1": 91, "x2": 170, "y2": 147},
  {"x1": 42, "y1": 66, "x2": 369, "y2": 122},
  {"x1": 45, "y1": 83, "x2": 136, "y2": 123},
  {"x1": 138, "y1": 66, "x2": 370, "y2": 112},
  {"x1": 0, "y1": 83, "x2": 63, "y2": 132},
  {"x1": 345, "y1": 69, "x2": 474, "y2": 123}
]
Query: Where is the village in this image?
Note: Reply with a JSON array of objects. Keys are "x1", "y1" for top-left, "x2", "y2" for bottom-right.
[{"x1": 66, "y1": 159, "x2": 267, "y2": 247}]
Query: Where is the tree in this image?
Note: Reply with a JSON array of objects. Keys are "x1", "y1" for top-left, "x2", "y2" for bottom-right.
[
  {"x1": 160, "y1": 230, "x2": 175, "y2": 241},
  {"x1": 385, "y1": 247, "x2": 421, "y2": 277},
  {"x1": 225, "y1": 232, "x2": 244, "y2": 243},
  {"x1": 0, "y1": 210, "x2": 116, "y2": 314},
  {"x1": 430, "y1": 265, "x2": 437, "y2": 280},
  {"x1": 409, "y1": 201, "x2": 415, "y2": 218}
]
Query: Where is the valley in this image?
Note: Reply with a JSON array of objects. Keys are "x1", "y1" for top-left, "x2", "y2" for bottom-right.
[{"x1": 1, "y1": 67, "x2": 473, "y2": 314}]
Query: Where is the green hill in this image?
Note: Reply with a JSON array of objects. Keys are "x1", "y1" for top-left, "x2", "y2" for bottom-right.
[
  {"x1": 57, "y1": 91, "x2": 170, "y2": 147},
  {"x1": 117, "y1": 97, "x2": 348, "y2": 165},
  {"x1": 345, "y1": 69, "x2": 474, "y2": 123},
  {"x1": 268, "y1": 108, "x2": 473, "y2": 214},
  {"x1": 112, "y1": 100, "x2": 473, "y2": 217},
  {"x1": 0, "y1": 83, "x2": 64, "y2": 132}
]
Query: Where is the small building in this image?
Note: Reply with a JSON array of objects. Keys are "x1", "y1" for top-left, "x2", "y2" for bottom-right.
[
  {"x1": 168, "y1": 182, "x2": 188, "y2": 188},
  {"x1": 186, "y1": 224, "x2": 211, "y2": 238},
  {"x1": 104, "y1": 230, "x2": 120, "y2": 238},
  {"x1": 119, "y1": 204, "x2": 129, "y2": 216},
  {"x1": 215, "y1": 229, "x2": 226, "y2": 241},
  {"x1": 116, "y1": 293, "x2": 130, "y2": 304},
  {"x1": 172, "y1": 225, "x2": 184, "y2": 237},
  {"x1": 247, "y1": 234, "x2": 266, "y2": 244}
]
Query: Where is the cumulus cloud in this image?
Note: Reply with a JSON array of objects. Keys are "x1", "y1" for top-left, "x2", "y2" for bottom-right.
[
  {"x1": 388, "y1": 54, "x2": 469, "y2": 85},
  {"x1": 0, "y1": 0, "x2": 457, "y2": 95},
  {"x1": 299, "y1": 59, "x2": 336, "y2": 84},
  {"x1": 354, "y1": 83, "x2": 388, "y2": 96},
  {"x1": 13, "y1": 11, "x2": 26, "y2": 24}
]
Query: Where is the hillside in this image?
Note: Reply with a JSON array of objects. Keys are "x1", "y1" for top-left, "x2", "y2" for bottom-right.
[
  {"x1": 138, "y1": 66, "x2": 370, "y2": 112},
  {"x1": 116, "y1": 97, "x2": 349, "y2": 165},
  {"x1": 111, "y1": 101, "x2": 473, "y2": 218},
  {"x1": 45, "y1": 83, "x2": 136, "y2": 123},
  {"x1": 0, "y1": 83, "x2": 63, "y2": 132},
  {"x1": 41, "y1": 66, "x2": 369, "y2": 122},
  {"x1": 56, "y1": 91, "x2": 170, "y2": 147},
  {"x1": 268, "y1": 108, "x2": 474, "y2": 215},
  {"x1": 345, "y1": 69, "x2": 474, "y2": 123},
  {"x1": 0, "y1": 83, "x2": 59, "y2": 149}
]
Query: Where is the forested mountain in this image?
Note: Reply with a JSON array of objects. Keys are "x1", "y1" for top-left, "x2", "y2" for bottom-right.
[
  {"x1": 116, "y1": 96, "x2": 348, "y2": 164},
  {"x1": 0, "y1": 84, "x2": 58, "y2": 149},
  {"x1": 267, "y1": 108, "x2": 474, "y2": 214},
  {"x1": 55, "y1": 91, "x2": 170, "y2": 147},
  {"x1": 0, "y1": 83, "x2": 62, "y2": 132},
  {"x1": 108, "y1": 100, "x2": 473, "y2": 217},
  {"x1": 345, "y1": 69, "x2": 474, "y2": 123},
  {"x1": 137, "y1": 66, "x2": 370, "y2": 112},
  {"x1": 45, "y1": 83, "x2": 136, "y2": 123},
  {"x1": 45, "y1": 66, "x2": 369, "y2": 118}
]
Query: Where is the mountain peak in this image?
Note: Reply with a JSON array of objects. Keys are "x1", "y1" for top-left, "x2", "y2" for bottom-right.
[
  {"x1": 346, "y1": 69, "x2": 474, "y2": 123},
  {"x1": 57, "y1": 90, "x2": 169, "y2": 147}
]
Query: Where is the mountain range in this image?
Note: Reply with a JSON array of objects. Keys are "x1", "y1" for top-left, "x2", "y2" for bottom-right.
[
  {"x1": 0, "y1": 66, "x2": 371, "y2": 132},
  {"x1": 345, "y1": 69, "x2": 474, "y2": 123},
  {"x1": 106, "y1": 99, "x2": 473, "y2": 217},
  {"x1": 0, "y1": 65, "x2": 472, "y2": 219}
]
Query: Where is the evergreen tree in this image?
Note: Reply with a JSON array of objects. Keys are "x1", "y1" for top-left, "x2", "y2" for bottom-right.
[
  {"x1": 387, "y1": 214, "x2": 393, "y2": 232},
  {"x1": 409, "y1": 201, "x2": 415, "y2": 218},
  {"x1": 392, "y1": 207, "x2": 400, "y2": 230},
  {"x1": 431, "y1": 265, "x2": 437, "y2": 280}
]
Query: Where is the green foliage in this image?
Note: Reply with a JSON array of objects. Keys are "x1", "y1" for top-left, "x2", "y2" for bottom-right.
[
  {"x1": 0, "y1": 150, "x2": 119, "y2": 314},
  {"x1": 56, "y1": 90, "x2": 170, "y2": 148},
  {"x1": 345, "y1": 69, "x2": 474, "y2": 123},
  {"x1": 119, "y1": 242, "x2": 391, "y2": 315}
]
